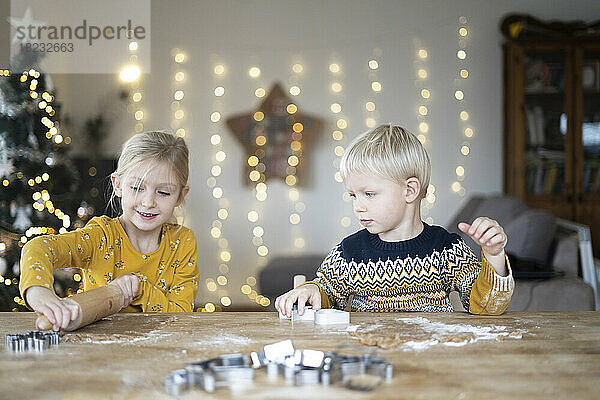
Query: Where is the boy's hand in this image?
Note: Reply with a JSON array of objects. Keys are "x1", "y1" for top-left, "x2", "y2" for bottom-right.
[
  {"x1": 108, "y1": 273, "x2": 140, "y2": 308},
  {"x1": 459, "y1": 217, "x2": 508, "y2": 276},
  {"x1": 25, "y1": 286, "x2": 80, "y2": 331},
  {"x1": 458, "y1": 217, "x2": 507, "y2": 256},
  {"x1": 275, "y1": 283, "x2": 321, "y2": 318}
]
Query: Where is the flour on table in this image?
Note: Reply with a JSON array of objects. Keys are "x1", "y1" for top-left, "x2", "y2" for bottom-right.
[
  {"x1": 63, "y1": 329, "x2": 173, "y2": 344},
  {"x1": 349, "y1": 316, "x2": 527, "y2": 351},
  {"x1": 192, "y1": 331, "x2": 253, "y2": 347},
  {"x1": 62, "y1": 315, "x2": 178, "y2": 344}
]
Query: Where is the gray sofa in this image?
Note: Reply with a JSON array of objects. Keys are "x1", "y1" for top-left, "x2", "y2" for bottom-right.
[
  {"x1": 259, "y1": 194, "x2": 597, "y2": 311},
  {"x1": 446, "y1": 194, "x2": 596, "y2": 311}
]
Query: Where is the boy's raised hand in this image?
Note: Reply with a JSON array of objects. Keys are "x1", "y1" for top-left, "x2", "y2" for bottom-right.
[
  {"x1": 25, "y1": 286, "x2": 80, "y2": 331},
  {"x1": 458, "y1": 217, "x2": 507, "y2": 256},
  {"x1": 459, "y1": 217, "x2": 509, "y2": 276},
  {"x1": 275, "y1": 283, "x2": 321, "y2": 318}
]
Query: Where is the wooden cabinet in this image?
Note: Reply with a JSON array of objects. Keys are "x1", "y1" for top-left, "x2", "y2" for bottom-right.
[{"x1": 503, "y1": 18, "x2": 600, "y2": 257}]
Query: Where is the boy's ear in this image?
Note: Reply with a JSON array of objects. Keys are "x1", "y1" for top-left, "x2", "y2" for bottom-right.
[
  {"x1": 177, "y1": 185, "x2": 190, "y2": 206},
  {"x1": 405, "y1": 177, "x2": 421, "y2": 203},
  {"x1": 111, "y1": 173, "x2": 123, "y2": 197}
]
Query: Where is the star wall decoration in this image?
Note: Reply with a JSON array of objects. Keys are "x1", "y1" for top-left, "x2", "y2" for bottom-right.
[
  {"x1": 227, "y1": 83, "x2": 323, "y2": 187},
  {"x1": 8, "y1": 6, "x2": 47, "y2": 45}
]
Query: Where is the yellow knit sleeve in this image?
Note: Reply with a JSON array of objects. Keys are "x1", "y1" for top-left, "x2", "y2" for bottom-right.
[
  {"x1": 19, "y1": 223, "x2": 103, "y2": 302},
  {"x1": 469, "y1": 253, "x2": 515, "y2": 315},
  {"x1": 131, "y1": 228, "x2": 199, "y2": 312}
]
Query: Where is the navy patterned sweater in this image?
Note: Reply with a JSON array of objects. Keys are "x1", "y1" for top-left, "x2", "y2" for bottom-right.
[{"x1": 308, "y1": 223, "x2": 514, "y2": 314}]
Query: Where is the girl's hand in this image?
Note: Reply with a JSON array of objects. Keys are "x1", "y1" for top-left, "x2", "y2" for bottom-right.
[
  {"x1": 108, "y1": 273, "x2": 140, "y2": 307},
  {"x1": 25, "y1": 286, "x2": 80, "y2": 331},
  {"x1": 275, "y1": 283, "x2": 321, "y2": 318}
]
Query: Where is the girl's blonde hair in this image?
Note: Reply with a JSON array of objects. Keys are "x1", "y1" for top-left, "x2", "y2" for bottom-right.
[
  {"x1": 340, "y1": 124, "x2": 431, "y2": 199},
  {"x1": 109, "y1": 131, "x2": 189, "y2": 213}
]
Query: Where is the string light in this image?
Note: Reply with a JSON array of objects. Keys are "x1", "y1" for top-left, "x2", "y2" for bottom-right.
[
  {"x1": 124, "y1": 40, "x2": 144, "y2": 134},
  {"x1": 414, "y1": 41, "x2": 435, "y2": 222},
  {"x1": 201, "y1": 57, "x2": 233, "y2": 311},
  {"x1": 286, "y1": 63, "x2": 307, "y2": 253},
  {"x1": 171, "y1": 48, "x2": 186, "y2": 142},
  {"x1": 453, "y1": 17, "x2": 472, "y2": 198},
  {"x1": 242, "y1": 63, "x2": 270, "y2": 307},
  {"x1": 329, "y1": 57, "x2": 353, "y2": 234}
]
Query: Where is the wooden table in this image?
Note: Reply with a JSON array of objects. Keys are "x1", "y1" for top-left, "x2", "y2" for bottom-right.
[{"x1": 1, "y1": 311, "x2": 599, "y2": 399}]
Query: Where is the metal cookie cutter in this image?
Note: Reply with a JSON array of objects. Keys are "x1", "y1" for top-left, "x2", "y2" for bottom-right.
[
  {"x1": 164, "y1": 369, "x2": 190, "y2": 397},
  {"x1": 282, "y1": 349, "x2": 326, "y2": 386},
  {"x1": 185, "y1": 353, "x2": 254, "y2": 393},
  {"x1": 279, "y1": 305, "x2": 316, "y2": 321},
  {"x1": 250, "y1": 339, "x2": 295, "y2": 376},
  {"x1": 328, "y1": 348, "x2": 393, "y2": 391},
  {"x1": 5, "y1": 331, "x2": 60, "y2": 352}
]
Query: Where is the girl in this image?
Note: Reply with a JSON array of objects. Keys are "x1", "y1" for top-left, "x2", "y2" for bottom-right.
[{"x1": 20, "y1": 131, "x2": 199, "y2": 331}]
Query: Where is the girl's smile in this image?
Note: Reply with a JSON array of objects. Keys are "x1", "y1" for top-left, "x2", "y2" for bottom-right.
[{"x1": 112, "y1": 160, "x2": 189, "y2": 253}]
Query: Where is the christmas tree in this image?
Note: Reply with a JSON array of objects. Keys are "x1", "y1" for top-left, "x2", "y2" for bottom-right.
[{"x1": 0, "y1": 53, "x2": 87, "y2": 311}]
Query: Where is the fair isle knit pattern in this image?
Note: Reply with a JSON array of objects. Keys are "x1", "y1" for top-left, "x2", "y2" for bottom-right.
[{"x1": 311, "y1": 223, "x2": 514, "y2": 314}]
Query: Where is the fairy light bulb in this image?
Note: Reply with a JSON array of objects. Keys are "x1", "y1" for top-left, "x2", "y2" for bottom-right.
[
  {"x1": 292, "y1": 63, "x2": 304, "y2": 73},
  {"x1": 214, "y1": 64, "x2": 225, "y2": 75},
  {"x1": 248, "y1": 67, "x2": 261, "y2": 78}
]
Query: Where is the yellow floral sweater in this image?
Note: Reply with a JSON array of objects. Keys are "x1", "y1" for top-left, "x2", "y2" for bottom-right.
[{"x1": 19, "y1": 216, "x2": 199, "y2": 312}]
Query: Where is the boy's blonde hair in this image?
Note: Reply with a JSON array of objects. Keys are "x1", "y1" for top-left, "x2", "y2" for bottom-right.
[
  {"x1": 110, "y1": 131, "x2": 189, "y2": 212},
  {"x1": 340, "y1": 124, "x2": 431, "y2": 199}
]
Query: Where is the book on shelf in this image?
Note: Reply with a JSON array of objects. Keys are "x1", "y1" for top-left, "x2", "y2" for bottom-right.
[
  {"x1": 535, "y1": 147, "x2": 565, "y2": 159},
  {"x1": 533, "y1": 106, "x2": 545, "y2": 146},
  {"x1": 524, "y1": 106, "x2": 547, "y2": 147},
  {"x1": 526, "y1": 151, "x2": 565, "y2": 194},
  {"x1": 526, "y1": 107, "x2": 537, "y2": 146},
  {"x1": 543, "y1": 165, "x2": 558, "y2": 194},
  {"x1": 583, "y1": 160, "x2": 600, "y2": 193},
  {"x1": 584, "y1": 166, "x2": 592, "y2": 192},
  {"x1": 534, "y1": 162, "x2": 545, "y2": 194},
  {"x1": 592, "y1": 168, "x2": 600, "y2": 193}
]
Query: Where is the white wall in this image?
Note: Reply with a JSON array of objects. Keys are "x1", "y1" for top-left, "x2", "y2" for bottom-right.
[{"x1": 52, "y1": 0, "x2": 600, "y2": 308}]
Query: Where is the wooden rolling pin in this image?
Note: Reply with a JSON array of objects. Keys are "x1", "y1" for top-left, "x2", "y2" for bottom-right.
[{"x1": 36, "y1": 285, "x2": 124, "y2": 332}]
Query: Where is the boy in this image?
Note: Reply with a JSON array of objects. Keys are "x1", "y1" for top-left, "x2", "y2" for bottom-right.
[{"x1": 275, "y1": 124, "x2": 513, "y2": 317}]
